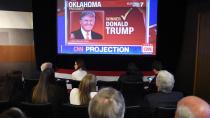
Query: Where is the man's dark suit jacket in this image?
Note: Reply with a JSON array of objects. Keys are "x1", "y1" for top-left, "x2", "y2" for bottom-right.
[
  {"x1": 71, "y1": 29, "x2": 102, "y2": 39},
  {"x1": 144, "y1": 91, "x2": 183, "y2": 108},
  {"x1": 143, "y1": 91, "x2": 183, "y2": 117}
]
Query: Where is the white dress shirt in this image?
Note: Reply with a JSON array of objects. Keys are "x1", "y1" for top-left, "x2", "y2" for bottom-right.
[
  {"x1": 70, "y1": 88, "x2": 97, "y2": 105},
  {"x1": 72, "y1": 68, "x2": 87, "y2": 81}
]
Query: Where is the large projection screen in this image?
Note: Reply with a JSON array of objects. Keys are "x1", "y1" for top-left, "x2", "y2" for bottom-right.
[{"x1": 57, "y1": 0, "x2": 157, "y2": 55}]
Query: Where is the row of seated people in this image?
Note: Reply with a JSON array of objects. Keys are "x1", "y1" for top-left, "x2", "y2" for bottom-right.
[
  {"x1": 0, "y1": 68, "x2": 180, "y2": 117},
  {"x1": 0, "y1": 61, "x2": 182, "y2": 117},
  {"x1": 0, "y1": 61, "x2": 209, "y2": 118},
  {"x1": 0, "y1": 88, "x2": 210, "y2": 118}
]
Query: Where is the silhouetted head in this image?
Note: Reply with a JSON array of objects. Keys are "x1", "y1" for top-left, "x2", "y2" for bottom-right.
[
  {"x1": 74, "y1": 58, "x2": 86, "y2": 70},
  {"x1": 152, "y1": 61, "x2": 162, "y2": 74},
  {"x1": 127, "y1": 62, "x2": 139, "y2": 75}
]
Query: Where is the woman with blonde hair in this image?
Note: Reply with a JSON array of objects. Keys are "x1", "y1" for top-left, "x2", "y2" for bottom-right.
[{"x1": 70, "y1": 74, "x2": 97, "y2": 105}]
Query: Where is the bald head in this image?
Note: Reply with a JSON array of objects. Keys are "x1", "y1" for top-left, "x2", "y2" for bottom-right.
[{"x1": 175, "y1": 96, "x2": 210, "y2": 118}]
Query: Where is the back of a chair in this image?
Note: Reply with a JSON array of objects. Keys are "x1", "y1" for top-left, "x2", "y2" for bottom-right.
[
  {"x1": 120, "y1": 82, "x2": 144, "y2": 106},
  {"x1": 69, "y1": 79, "x2": 80, "y2": 88},
  {"x1": 61, "y1": 104, "x2": 89, "y2": 118},
  {"x1": 0, "y1": 100, "x2": 11, "y2": 113},
  {"x1": 55, "y1": 79, "x2": 69, "y2": 103},
  {"x1": 155, "y1": 106, "x2": 176, "y2": 118},
  {"x1": 20, "y1": 102, "x2": 53, "y2": 118},
  {"x1": 24, "y1": 79, "x2": 39, "y2": 102},
  {"x1": 97, "y1": 81, "x2": 119, "y2": 90},
  {"x1": 124, "y1": 105, "x2": 144, "y2": 118}
]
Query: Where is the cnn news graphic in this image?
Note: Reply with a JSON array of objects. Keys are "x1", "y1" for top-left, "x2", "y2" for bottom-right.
[{"x1": 57, "y1": 0, "x2": 157, "y2": 55}]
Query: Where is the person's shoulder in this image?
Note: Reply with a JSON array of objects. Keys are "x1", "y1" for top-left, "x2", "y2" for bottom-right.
[
  {"x1": 90, "y1": 92, "x2": 97, "y2": 98},
  {"x1": 71, "y1": 29, "x2": 81, "y2": 34},
  {"x1": 92, "y1": 31, "x2": 102, "y2": 39},
  {"x1": 72, "y1": 69, "x2": 80, "y2": 75},
  {"x1": 145, "y1": 92, "x2": 160, "y2": 99},
  {"x1": 70, "y1": 88, "x2": 79, "y2": 94},
  {"x1": 171, "y1": 91, "x2": 184, "y2": 97}
]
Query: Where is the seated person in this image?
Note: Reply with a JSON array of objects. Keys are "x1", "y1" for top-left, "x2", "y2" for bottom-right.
[
  {"x1": 146, "y1": 60, "x2": 163, "y2": 93},
  {"x1": 0, "y1": 107, "x2": 26, "y2": 118},
  {"x1": 88, "y1": 87, "x2": 125, "y2": 118},
  {"x1": 70, "y1": 74, "x2": 97, "y2": 105},
  {"x1": 72, "y1": 59, "x2": 87, "y2": 81},
  {"x1": 0, "y1": 70, "x2": 25, "y2": 105},
  {"x1": 118, "y1": 62, "x2": 143, "y2": 85},
  {"x1": 32, "y1": 68, "x2": 69, "y2": 117},
  {"x1": 175, "y1": 96, "x2": 210, "y2": 118},
  {"x1": 144, "y1": 70, "x2": 183, "y2": 115},
  {"x1": 34, "y1": 62, "x2": 53, "y2": 79}
]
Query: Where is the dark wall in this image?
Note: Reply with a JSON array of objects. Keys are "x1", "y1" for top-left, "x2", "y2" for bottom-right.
[
  {"x1": 33, "y1": 0, "x2": 57, "y2": 69},
  {"x1": 176, "y1": 0, "x2": 210, "y2": 95}
]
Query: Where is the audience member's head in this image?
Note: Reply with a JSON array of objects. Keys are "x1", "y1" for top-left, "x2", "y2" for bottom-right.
[
  {"x1": 126, "y1": 62, "x2": 139, "y2": 75},
  {"x1": 175, "y1": 96, "x2": 210, "y2": 118},
  {"x1": 74, "y1": 59, "x2": 86, "y2": 70},
  {"x1": 40, "y1": 62, "x2": 53, "y2": 72},
  {"x1": 156, "y1": 70, "x2": 174, "y2": 93},
  {"x1": 89, "y1": 87, "x2": 125, "y2": 118},
  {"x1": 152, "y1": 60, "x2": 162, "y2": 74},
  {"x1": 0, "y1": 107, "x2": 26, "y2": 118},
  {"x1": 0, "y1": 70, "x2": 24, "y2": 101},
  {"x1": 32, "y1": 68, "x2": 55, "y2": 103},
  {"x1": 79, "y1": 73, "x2": 96, "y2": 105}
]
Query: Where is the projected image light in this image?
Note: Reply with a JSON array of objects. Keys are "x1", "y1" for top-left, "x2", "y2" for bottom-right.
[{"x1": 57, "y1": 0, "x2": 157, "y2": 55}]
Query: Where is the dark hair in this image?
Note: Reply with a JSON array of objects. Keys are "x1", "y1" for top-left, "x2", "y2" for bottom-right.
[
  {"x1": 127, "y1": 62, "x2": 139, "y2": 75},
  {"x1": 75, "y1": 58, "x2": 86, "y2": 70},
  {"x1": 152, "y1": 61, "x2": 162, "y2": 71},
  {"x1": 32, "y1": 68, "x2": 55, "y2": 103}
]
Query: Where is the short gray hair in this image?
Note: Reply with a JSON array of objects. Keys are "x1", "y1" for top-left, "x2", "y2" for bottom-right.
[
  {"x1": 156, "y1": 70, "x2": 175, "y2": 93},
  {"x1": 88, "y1": 87, "x2": 125, "y2": 118},
  {"x1": 40, "y1": 62, "x2": 53, "y2": 72},
  {"x1": 80, "y1": 11, "x2": 95, "y2": 20},
  {"x1": 176, "y1": 105, "x2": 195, "y2": 118}
]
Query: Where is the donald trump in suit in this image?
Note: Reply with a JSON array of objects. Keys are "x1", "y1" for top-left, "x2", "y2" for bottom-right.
[{"x1": 71, "y1": 11, "x2": 102, "y2": 40}]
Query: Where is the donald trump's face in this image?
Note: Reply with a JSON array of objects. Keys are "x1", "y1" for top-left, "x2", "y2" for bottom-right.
[{"x1": 80, "y1": 15, "x2": 95, "y2": 32}]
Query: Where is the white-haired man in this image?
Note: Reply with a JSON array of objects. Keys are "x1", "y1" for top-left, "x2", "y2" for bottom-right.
[{"x1": 144, "y1": 70, "x2": 183, "y2": 114}]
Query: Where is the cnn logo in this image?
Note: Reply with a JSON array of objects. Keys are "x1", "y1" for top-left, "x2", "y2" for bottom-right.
[
  {"x1": 142, "y1": 46, "x2": 153, "y2": 53},
  {"x1": 73, "y1": 46, "x2": 83, "y2": 52}
]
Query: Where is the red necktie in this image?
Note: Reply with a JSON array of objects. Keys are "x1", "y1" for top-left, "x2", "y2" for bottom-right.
[{"x1": 86, "y1": 32, "x2": 90, "y2": 40}]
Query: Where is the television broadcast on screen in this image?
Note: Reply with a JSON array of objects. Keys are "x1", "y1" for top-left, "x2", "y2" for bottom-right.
[{"x1": 57, "y1": 0, "x2": 157, "y2": 55}]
